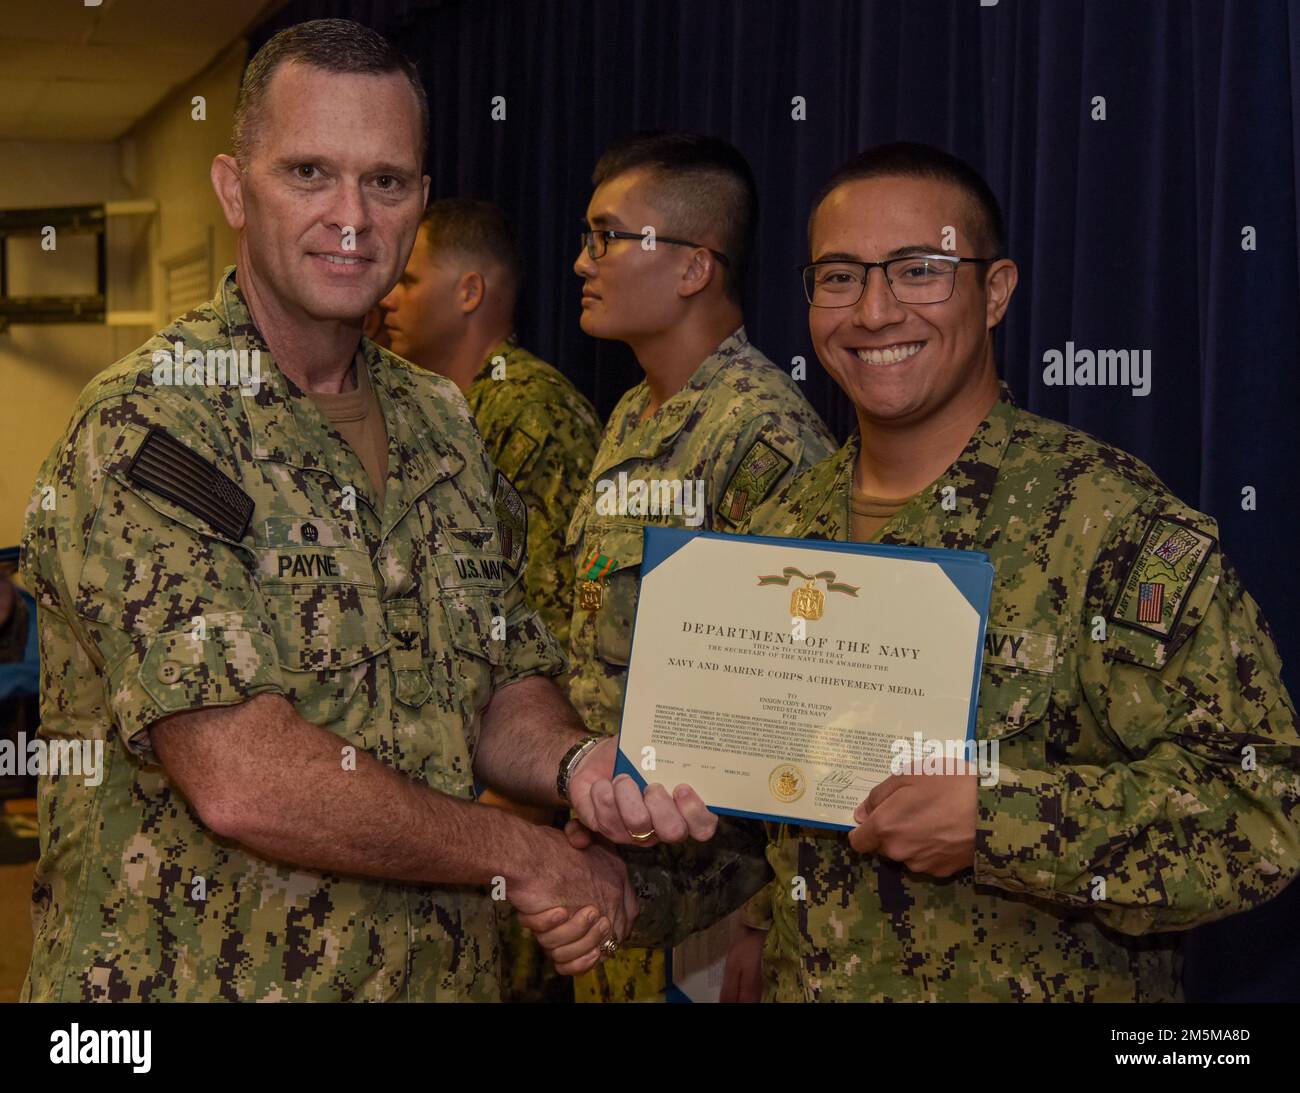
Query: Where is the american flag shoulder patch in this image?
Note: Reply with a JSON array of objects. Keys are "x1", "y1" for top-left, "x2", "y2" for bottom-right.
[
  {"x1": 493, "y1": 471, "x2": 527, "y2": 574},
  {"x1": 1110, "y1": 516, "x2": 1215, "y2": 638},
  {"x1": 1136, "y1": 581, "x2": 1164, "y2": 624},
  {"x1": 717, "y1": 439, "x2": 793, "y2": 528}
]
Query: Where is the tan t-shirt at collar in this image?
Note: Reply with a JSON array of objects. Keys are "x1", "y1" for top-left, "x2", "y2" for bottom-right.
[
  {"x1": 305, "y1": 360, "x2": 390, "y2": 508},
  {"x1": 849, "y1": 483, "x2": 913, "y2": 542}
]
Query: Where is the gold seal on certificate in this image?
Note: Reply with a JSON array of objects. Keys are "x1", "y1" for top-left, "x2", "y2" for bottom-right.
[
  {"x1": 769, "y1": 763, "x2": 806, "y2": 803},
  {"x1": 613, "y1": 527, "x2": 995, "y2": 830}
]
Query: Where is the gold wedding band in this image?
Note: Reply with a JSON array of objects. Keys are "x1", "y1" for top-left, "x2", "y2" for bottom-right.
[{"x1": 629, "y1": 827, "x2": 656, "y2": 843}]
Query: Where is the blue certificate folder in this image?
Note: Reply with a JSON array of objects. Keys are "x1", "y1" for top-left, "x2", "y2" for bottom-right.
[{"x1": 611, "y1": 525, "x2": 996, "y2": 832}]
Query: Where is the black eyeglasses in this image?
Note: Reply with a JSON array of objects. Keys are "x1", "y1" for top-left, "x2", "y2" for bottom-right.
[
  {"x1": 581, "y1": 228, "x2": 730, "y2": 267},
  {"x1": 801, "y1": 254, "x2": 998, "y2": 306}
]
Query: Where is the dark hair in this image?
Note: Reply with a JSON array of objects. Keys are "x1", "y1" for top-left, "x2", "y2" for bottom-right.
[
  {"x1": 233, "y1": 19, "x2": 428, "y2": 167},
  {"x1": 808, "y1": 141, "x2": 1006, "y2": 258},
  {"x1": 419, "y1": 198, "x2": 523, "y2": 295},
  {"x1": 592, "y1": 131, "x2": 758, "y2": 304}
]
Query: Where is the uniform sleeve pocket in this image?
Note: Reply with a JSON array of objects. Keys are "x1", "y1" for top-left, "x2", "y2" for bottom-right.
[{"x1": 113, "y1": 619, "x2": 284, "y2": 759}]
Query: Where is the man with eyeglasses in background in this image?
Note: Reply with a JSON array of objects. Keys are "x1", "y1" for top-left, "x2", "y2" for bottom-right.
[
  {"x1": 563, "y1": 131, "x2": 836, "y2": 1002},
  {"x1": 529, "y1": 140, "x2": 1300, "y2": 1003}
]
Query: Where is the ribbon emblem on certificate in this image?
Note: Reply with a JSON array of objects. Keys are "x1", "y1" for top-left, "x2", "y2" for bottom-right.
[
  {"x1": 756, "y1": 566, "x2": 859, "y2": 621},
  {"x1": 577, "y1": 549, "x2": 619, "y2": 610}
]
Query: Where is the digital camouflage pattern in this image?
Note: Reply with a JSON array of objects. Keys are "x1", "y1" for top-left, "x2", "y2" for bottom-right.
[
  {"x1": 466, "y1": 341, "x2": 599, "y2": 1004},
  {"x1": 566, "y1": 328, "x2": 836, "y2": 738},
  {"x1": 467, "y1": 341, "x2": 600, "y2": 653},
  {"x1": 632, "y1": 384, "x2": 1300, "y2": 1001},
  {"x1": 565, "y1": 326, "x2": 835, "y2": 1001},
  {"x1": 19, "y1": 266, "x2": 566, "y2": 1002}
]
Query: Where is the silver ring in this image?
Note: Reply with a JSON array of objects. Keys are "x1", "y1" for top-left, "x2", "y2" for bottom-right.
[{"x1": 599, "y1": 936, "x2": 619, "y2": 958}]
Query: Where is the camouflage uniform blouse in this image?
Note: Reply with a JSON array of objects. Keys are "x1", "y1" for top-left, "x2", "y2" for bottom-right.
[
  {"x1": 564, "y1": 326, "x2": 835, "y2": 1001},
  {"x1": 465, "y1": 341, "x2": 600, "y2": 653},
  {"x1": 19, "y1": 267, "x2": 564, "y2": 1001},
  {"x1": 631, "y1": 387, "x2": 1300, "y2": 1002}
]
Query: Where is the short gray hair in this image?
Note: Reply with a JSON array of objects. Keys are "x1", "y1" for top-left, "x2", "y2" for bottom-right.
[{"x1": 232, "y1": 18, "x2": 428, "y2": 167}]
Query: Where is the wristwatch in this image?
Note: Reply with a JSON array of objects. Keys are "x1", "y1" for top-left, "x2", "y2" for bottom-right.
[{"x1": 557, "y1": 734, "x2": 603, "y2": 803}]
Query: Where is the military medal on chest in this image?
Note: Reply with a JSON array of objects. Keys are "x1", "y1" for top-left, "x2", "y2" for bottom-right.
[
  {"x1": 578, "y1": 580, "x2": 603, "y2": 610},
  {"x1": 578, "y1": 548, "x2": 619, "y2": 610}
]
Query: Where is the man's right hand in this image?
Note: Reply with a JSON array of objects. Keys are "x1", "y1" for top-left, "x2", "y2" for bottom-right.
[
  {"x1": 535, "y1": 821, "x2": 772, "y2": 994},
  {"x1": 507, "y1": 826, "x2": 638, "y2": 974}
]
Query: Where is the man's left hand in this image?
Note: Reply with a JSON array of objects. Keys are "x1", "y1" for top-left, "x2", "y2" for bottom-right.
[
  {"x1": 567, "y1": 736, "x2": 718, "y2": 847},
  {"x1": 848, "y1": 768, "x2": 978, "y2": 877}
]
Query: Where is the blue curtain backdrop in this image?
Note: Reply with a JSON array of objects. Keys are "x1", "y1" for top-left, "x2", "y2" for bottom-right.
[{"x1": 250, "y1": 0, "x2": 1300, "y2": 1001}]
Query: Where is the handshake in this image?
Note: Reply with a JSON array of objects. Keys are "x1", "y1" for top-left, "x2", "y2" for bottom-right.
[
  {"x1": 499, "y1": 735, "x2": 981, "y2": 974},
  {"x1": 503, "y1": 736, "x2": 717, "y2": 975}
]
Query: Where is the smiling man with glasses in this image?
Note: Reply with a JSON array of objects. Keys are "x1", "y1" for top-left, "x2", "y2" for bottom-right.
[
  {"x1": 563, "y1": 130, "x2": 836, "y2": 1003},
  {"x1": 725, "y1": 140, "x2": 1300, "y2": 1001},
  {"x1": 532, "y1": 140, "x2": 1300, "y2": 1003}
]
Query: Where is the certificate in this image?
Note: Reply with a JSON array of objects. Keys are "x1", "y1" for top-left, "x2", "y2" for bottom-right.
[{"x1": 613, "y1": 527, "x2": 994, "y2": 830}]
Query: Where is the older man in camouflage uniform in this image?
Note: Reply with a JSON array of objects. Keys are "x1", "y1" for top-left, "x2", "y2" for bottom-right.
[
  {"x1": 532, "y1": 142, "x2": 1300, "y2": 1002},
  {"x1": 17, "y1": 21, "x2": 698, "y2": 1003},
  {"x1": 565, "y1": 132, "x2": 836, "y2": 1001}
]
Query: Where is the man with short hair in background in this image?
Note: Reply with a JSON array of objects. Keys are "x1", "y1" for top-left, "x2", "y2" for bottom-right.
[
  {"x1": 380, "y1": 198, "x2": 599, "y2": 655},
  {"x1": 565, "y1": 131, "x2": 836, "y2": 1002}
]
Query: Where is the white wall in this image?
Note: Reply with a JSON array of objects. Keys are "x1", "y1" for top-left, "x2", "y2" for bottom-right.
[
  {"x1": 0, "y1": 42, "x2": 246, "y2": 550},
  {"x1": 0, "y1": 140, "x2": 134, "y2": 548}
]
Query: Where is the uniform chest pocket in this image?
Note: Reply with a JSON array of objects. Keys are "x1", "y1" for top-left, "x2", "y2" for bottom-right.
[
  {"x1": 433, "y1": 587, "x2": 505, "y2": 719},
  {"x1": 256, "y1": 519, "x2": 388, "y2": 670},
  {"x1": 261, "y1": 582, "x2": 390, "y2": 670},
  {"x1": 975, "y1": 663, "x2": 1053, "y2": 768},
  {"x1": 585, "y1": 523, "x2": 645, "y2": 668}
]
